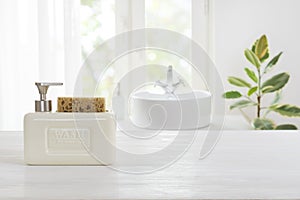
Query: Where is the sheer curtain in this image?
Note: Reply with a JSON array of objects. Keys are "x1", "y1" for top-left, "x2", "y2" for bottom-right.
[{"x1": 0, "y1": 0, "x2": 81, "y2": 130}]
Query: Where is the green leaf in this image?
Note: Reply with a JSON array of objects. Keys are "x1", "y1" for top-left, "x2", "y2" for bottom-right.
[
  {"x1": 269, "y1": 104, "x2": 300, "y2": 117},
  {"x1": 271, "y1": 91, "x2": 282, "y2": 105},
  {"x1": 261, "y1": 86, "x2": 274, "y2": 93},
  {"x1": 264, "y1": 52, "x2": 283, "y2": 73},
  {"x1": 228, "y1": 76, "x2": 252, "y2": 88},
  {"x1": 275, "y1": 124, "x2": 298, "y2": 130},
  {"x1": 260, "y1": 51, "x2": 270, "y2": 63},
  {"x1": 244, "y1": 68, "x2": 258, "y2": 83},
  {"x1": 255, "y1": 35, "x2": 269, "y2": 62},
  {"x1": 248, "y1": 86, "x2": 257, "y2": 96},
  {"x1": 230, "y1": 100, "x2": 257, "y2": 110},
  {"x1": 244, "y1": 49, "x2": 261, "y2": 69},
  {"x1": 252, "y1": 118, "x2": 275, "y2": 130},
  {"x1": 251, "y1": 39, "x2": 258, "y2": 53},
  {"x1": 262, "y1": 72, "x2": 290, "y2": 93},
  {"x1": 264, "y1": 91, "x2": 282, "y2": 116},
  {"x1": 223, "y1": 91, "x2": 242, "y2": 99}
]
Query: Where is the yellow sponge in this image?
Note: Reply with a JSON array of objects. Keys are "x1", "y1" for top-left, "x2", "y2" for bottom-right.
[{"x1": 57, "y1": 97, "x2": 105, "y2": 112}]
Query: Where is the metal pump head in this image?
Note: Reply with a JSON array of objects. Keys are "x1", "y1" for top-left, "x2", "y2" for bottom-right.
[{"x1": 35, "y1": 82, "x2": 63, "y2": 112}]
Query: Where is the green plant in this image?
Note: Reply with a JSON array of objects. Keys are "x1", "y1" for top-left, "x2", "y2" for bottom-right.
[{"x1": 223, "y1": 35, "x2": 300, "y2": 130}]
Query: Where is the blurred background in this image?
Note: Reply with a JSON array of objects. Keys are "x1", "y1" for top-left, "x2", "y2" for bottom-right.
[{"x1": 0, "y1": 0, "x2": 299, "y2": 130}]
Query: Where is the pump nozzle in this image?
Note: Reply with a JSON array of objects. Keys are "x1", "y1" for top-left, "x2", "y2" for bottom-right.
[{"x1": 35, "y1": 82, "x2": 63, "y2": 112}]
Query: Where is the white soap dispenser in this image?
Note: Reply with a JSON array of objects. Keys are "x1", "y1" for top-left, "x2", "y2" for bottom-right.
[{"x1": 24, "y1": 82, "x2": 116, "y2": 165}]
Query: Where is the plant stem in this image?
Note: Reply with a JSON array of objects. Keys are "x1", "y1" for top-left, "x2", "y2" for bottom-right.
[
  {"x1": 257, "y1": 95, "x2": 261, "y2": 118},
  {"x1": 257, "y1": 69, "x2": 262, "y2": 118}
]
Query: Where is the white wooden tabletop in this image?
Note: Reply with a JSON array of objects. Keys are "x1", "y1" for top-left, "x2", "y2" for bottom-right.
[{"x1": 1, "y1": 129, "x2": 300, "y2": 199}]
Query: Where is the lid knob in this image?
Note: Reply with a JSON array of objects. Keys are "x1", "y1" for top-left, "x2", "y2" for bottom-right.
[{"x1": 35, "y1": 82, "x2": 63, "y2": 112}]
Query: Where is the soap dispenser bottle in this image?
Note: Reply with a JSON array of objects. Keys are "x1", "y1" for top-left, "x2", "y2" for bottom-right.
[{"x1": 24, "y1": 82, "x2": 116, "y2": 165}]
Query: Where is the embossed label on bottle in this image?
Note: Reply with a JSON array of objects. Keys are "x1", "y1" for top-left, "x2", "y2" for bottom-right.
[{"x1": 47, "y1": 128, "x2": 91, "y2": 154}]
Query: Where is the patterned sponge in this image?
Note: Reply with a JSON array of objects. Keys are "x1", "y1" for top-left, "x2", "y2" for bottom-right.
[{"x1": 57, "y1": 97, "x2": 105, "y2": 112}]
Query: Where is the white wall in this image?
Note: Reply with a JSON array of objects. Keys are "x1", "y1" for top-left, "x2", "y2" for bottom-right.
[{"x1": 215, "y1": 0, "x2": 300, "y2": 126}]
